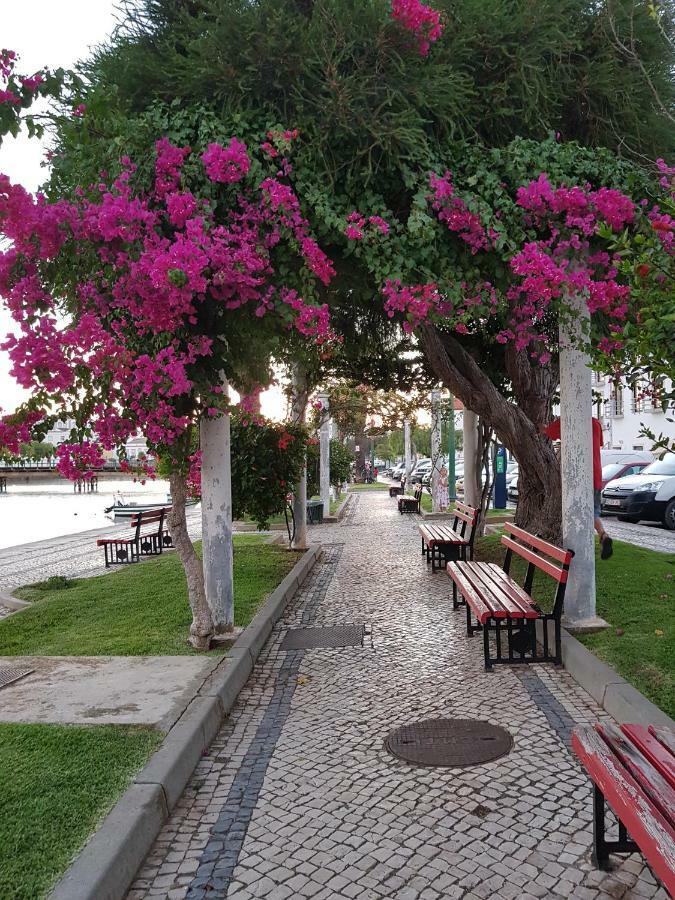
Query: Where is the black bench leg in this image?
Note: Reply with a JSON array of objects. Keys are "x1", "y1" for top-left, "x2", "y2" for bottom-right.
[
  {"x1": 465, "y1": 602, "x2": 474, "y2": 637},
  {"x1": 593, "y1": 786, "x2": 610, "y2": 868},
  {"x1": 483, "y1": 623, "x2": 493, "y2": 671},
  {"x1": 452, "y1": 581, "x2": 458, "y2": 610}
]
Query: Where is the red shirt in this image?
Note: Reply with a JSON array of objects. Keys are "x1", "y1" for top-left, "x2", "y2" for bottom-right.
[{"x1": 543, "y1": 417, "x2": 603, "y2": 490}]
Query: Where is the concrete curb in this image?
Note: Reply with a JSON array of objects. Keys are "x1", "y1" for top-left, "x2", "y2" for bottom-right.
[
  {"x1": 48, "y1": 542, "x2": 322, "y2": 900},
  {"x1": 324, "y1": 493, "x2": 352, "y2": 524},
  {"x1": 0, "y1": 591, "x2": 30, "y2": 610},
  {"x1": 536, "y1": 620, "x2": 675, "y2": 729}
]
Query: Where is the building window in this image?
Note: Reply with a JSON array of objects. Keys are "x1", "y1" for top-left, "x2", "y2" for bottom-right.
[
  {"x1": 633, "y1": 444, "x2": 644, "y2": 451},
  {"x1": 630, "y1": 384, "x2": 645, "y2": 414},
  {"x1": 610, "y1": 384, "x2": 624, "y2": 417}
]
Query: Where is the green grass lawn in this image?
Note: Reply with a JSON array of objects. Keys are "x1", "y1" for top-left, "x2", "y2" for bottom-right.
[
  {"x1": 474, "y1": 533, "x2": 675, "y2": 718},
  {"x1": 348, "y1": 482, "x2": 390, "y2": 491},
  {"x1": 0, "y1": 723, "x2": 162, "y2": 900},
  {"x1": 0, "y1": 535, "x2": 300, "y2": 656},
  {"x1": 419, "y1": 492, "x2": 513, "y2": 517}
]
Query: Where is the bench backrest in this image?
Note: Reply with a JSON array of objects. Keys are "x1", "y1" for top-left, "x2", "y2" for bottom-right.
[
  {"x1": 452, "y1": 501, "x2": 479, "y2": 545},
  {"x1": 501, "y1": 522, "x2": 574, "y2": 614},
  {"x1": 130, "y1": 507, "x2": 170, "y2": 537}
]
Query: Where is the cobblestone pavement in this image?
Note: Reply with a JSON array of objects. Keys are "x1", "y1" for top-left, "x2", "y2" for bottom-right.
[
  {"x1": 0, "y1": 508, "x2": 203, "y2": 594},
  {"x1": 602, "y1": 517, "x2": 675, "y2": 554},
  {"x1": 129, "y1": 492, "x2": 668, "y2": 900}
]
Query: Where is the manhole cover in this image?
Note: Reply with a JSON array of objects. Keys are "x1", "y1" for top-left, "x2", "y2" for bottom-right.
[
  {"x1": 0, "y1": 667, "x2": 34, "y2": 690},
  {"x1": 384, "y1": 718, "x2": 513, "y2": 767},
  {"x1": 280, "y1": 624, "x2": 366, "y2": 650}
]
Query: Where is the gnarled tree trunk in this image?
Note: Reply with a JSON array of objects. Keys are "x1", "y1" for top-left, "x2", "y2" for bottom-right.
[
  {"x1": 419, "y1": 324, "x2": 562, "y2": 541},
  {"x1": 169, "y1": 471, "x2": 214, "y2": 650}
]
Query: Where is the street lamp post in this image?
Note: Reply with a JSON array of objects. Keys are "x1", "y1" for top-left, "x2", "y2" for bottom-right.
[
  {"x1": 431, "y1": 389, "x2": 442, "y2": 511},
  {"x1": 318, "y1": 393, "x2": 331, "y2": 519}
]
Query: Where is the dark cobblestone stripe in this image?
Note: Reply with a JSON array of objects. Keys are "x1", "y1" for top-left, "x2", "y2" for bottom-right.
[
  {"x1": 186, "y1": 546, "x2": 343, "y2": 900},
  {"x1": 515, "y1": 669, "x2": 577, "y2": 750}
]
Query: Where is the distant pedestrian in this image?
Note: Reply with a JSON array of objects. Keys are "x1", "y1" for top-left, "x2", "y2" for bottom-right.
[{"x1": 542, "y1": 416, "x2": 613, "y2": 559}]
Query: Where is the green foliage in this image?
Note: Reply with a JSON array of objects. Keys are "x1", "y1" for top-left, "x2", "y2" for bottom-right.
[
  {"x1": 230, "y1": 417, "x2": 308, "y2": 529},
  {"x1": 307, "y1": 438, "x2": 354, "y2": 496},
  {"x1": 0, "y1": 723, "x2": 161, "y2": 900}
]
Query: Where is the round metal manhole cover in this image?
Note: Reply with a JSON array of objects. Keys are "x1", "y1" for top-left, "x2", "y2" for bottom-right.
[{"x1": 384, "y1": 718, "x2": 513, "y2": 767}]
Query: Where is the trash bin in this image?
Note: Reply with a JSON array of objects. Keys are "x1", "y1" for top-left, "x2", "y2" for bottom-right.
[{"x1": 306, "y1": 500, "x2": 324, "y2": 524}]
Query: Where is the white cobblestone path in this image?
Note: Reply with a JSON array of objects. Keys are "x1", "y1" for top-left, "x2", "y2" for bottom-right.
[{"x1": 128, "y1": 492, "x2": 668, "y2": 900}]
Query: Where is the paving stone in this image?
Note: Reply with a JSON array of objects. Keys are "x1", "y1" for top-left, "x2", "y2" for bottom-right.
[{"x1": 126, "y1": 492, "x2": 668, "y2": 900}]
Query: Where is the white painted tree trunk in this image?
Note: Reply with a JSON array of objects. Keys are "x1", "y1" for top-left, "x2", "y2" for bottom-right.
[
  {"x1": 319, "y1": 397, "x2": 331, "y2": 518},
  {"x1": 463, "y1": 409, "x2": 480, "y2": 508},
  {"x1": 404, "y1": 418, "x2": 412, "y2": 493},
  {"x1": 290, "y1": 365, "x2": 309, "y2": 550},
  {"x1": 431, "y1": 389, "x2": 442, "y2": 511},
  {"x1": 559, "y1": 295, "x2": 598, "y2": 627},
  {"x1": 200, "y1": 381, "x2": 234, "y2": 632}
]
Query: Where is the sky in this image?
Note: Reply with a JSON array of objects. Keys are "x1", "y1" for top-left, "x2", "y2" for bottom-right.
[{"x1": 0, "y1": 1, "x2": 287, "y2": 422}]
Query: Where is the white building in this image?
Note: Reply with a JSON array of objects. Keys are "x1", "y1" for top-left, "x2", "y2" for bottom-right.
[
  {"x1": 44, "y1": 419, "x2": 76, "y2": 447},
  {"x1": 592, "y1": 373, "x2": 675, "y2": 453}
]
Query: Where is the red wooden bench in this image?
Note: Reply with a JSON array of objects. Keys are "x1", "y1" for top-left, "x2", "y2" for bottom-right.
[
  {"x1": 572, "y1": 723, "x2": 675, "y2": 895},
  {"x1": 419, "y1": 502, "x2": 479, "y2": 572},
  {"x1": 447, "y1": 522, "x2": 574, "y2": 670},
  {"x1": 398, "y1": 483, "x2": 423, "y2": 515},
  {"x1": 389, "y1": 484, "x2": 404, "y2": 497},
  {"x1": 97, "y1": 507, "x2": 172, "y2": 567}
]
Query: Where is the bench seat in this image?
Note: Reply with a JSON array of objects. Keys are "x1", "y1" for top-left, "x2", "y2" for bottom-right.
[
  {"x1": 572, "y1": 723, "x2": 675, "y2": 895},
  {"x1": 97, "y1": 507, "x2": 171, "y2": 567}
]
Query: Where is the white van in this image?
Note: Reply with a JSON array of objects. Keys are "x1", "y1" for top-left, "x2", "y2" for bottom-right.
[{"x1": 602, "y1": 452, "x2": 675, "y2": 529}]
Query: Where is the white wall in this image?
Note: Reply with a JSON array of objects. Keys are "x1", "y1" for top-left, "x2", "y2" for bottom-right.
[{"x1": 592, "y1": 374, "x2": 675, "y2": 453}]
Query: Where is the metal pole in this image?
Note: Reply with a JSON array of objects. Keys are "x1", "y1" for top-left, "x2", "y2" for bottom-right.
[
  {"x1": 447, "y1": 394, "x2": 456, "y2": 502},
  {"x1": 431, "y1": 389, "x2": 442, "y2": 511},
  {"x1": 403, "y1": 418, "x2": 412, "y2": 493},
  {"x1": 559, "y1": 293, "x2": 602, "y2": 628},
  {"x1": 319, "y1": 394, "x2": 331, "y2": 518}
]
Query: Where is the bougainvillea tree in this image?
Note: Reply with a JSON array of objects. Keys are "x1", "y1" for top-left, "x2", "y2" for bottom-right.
[{"x1": 0, "y1": 123, "x2": 336, "y2": 647}]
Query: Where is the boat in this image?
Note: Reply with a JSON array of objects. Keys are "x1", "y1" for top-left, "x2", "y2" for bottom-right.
[{"x1": 104, "y1": 492, "x2": 173, "y2": 517}]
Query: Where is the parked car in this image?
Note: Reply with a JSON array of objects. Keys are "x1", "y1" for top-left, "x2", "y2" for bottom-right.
[
  {"x1": 390, "y1": 463, "x2": 405, "y2": 481},
  {"x1": 600, "y1": 460, "x2": 650, "y2": 491},
  {"x1": 601, "y1": 452, "x2": 675, "y2": 528},
  {"x1": 508, "y1": 477, "x2": 519, "y2": 501},
  {"x1": 410, "y1": 462, "x2": 433, "y2": 484}
]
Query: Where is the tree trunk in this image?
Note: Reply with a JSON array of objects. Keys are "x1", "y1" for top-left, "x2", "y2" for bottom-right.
[
  {"x1": 418, "y1": 324, "x2": 562, "y2": 541},
  {"x1": 168, "y1": 471, "x2": 214, "y2": 650}
]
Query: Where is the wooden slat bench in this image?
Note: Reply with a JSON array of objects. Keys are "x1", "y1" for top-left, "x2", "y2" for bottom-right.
[
  {"x1": 447, "y1": 522, "x2": 574, "y2": 670},
  {"x1": 398, "y1": 483, "x2": 422, "y2": 515},
  {"x1": 572, "y1": 723, "x2": 675, "y2": 895},
  {"x1": 97, "y1": 507, "x2": 172, "y2": 567},
  {"x1": 419, "y1": 502, "x2": 479, "y2": 572},
  {"x1": 389, "y1": 484, "x2": 404, "y2": 497}
]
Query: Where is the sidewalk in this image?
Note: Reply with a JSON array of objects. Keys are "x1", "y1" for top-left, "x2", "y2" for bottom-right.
[{"x1": 128, "y1": 491, "x2": 667, "y2": 900}]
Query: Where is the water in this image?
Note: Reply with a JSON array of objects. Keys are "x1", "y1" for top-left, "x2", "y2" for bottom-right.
[{"x1": 0, "y1": 478, "x2": 173, "y2": 550}]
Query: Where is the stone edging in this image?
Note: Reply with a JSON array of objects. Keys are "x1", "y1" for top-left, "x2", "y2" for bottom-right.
[
  {"x1": 323, "y1": 492, "x2": 352, "y2": 524},
  {"x1": 536, "y1": 620, "x2": 675, "y2": 730},
  {"x1": 49, "y1": 543, "x2": 323, "y2": 900}
]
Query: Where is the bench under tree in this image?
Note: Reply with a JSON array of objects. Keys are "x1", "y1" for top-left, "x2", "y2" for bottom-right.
[
  {"x1": 419, "y1": 501, "x2": 479, "y2": 572},
  {"x1": 398, "y1": 483, "x2": 423, "y2": 515},
  {"x1": 447, "y1": 522, "x2": 574, "y2": 670},
  {"x1": 97, "y1": 507, "x2": 172, "y2": 567},
  {"x1": 572, "y1": 723, "x2": 675, "y2": 896}
]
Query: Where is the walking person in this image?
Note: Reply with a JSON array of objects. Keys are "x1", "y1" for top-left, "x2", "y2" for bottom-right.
[{"x1": 542, "y1": 416, "x2": 613, "y2": 559}]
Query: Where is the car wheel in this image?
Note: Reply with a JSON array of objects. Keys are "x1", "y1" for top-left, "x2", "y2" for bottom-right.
[
  {"x1": 617, "y1": 515, "x2": 640, "y2": 524},
  {"x1": 664, "y1": 499, "x2": 675, "y2": 531}
]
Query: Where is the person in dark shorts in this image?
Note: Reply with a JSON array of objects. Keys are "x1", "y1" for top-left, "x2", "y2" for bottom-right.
[{"x1": 542, "y1": 417, "x2": 613, "y2": 560}]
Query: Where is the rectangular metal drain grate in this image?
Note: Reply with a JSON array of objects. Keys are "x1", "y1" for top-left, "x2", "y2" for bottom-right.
[
  {"x1": 0, "y1": 667, "x2": 34, "y2": 689},
  {"x1": 280, "y1": 624, "x2": 366, "y2": 651}
]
